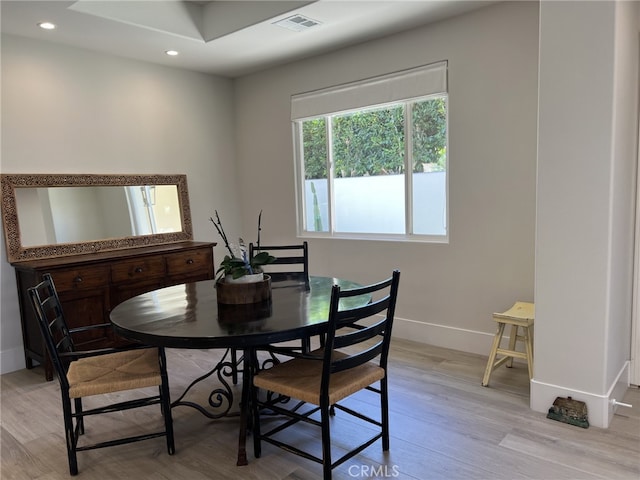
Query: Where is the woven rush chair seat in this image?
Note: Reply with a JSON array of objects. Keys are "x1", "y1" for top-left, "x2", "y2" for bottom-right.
[
  {"x1": 28, "y1": 273, "x2": 175, "y2": 476},
  {"x1": 67, "y1": 348, "x2": 163, "y2": 398},
  {"x1": 254, "y1": 349, "x2": 385, "y2": 405},
  {"x1": 251, "y1": 270, "x2": 400, "y2": 480}
]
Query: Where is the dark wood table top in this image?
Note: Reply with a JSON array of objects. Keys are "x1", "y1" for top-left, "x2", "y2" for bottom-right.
[{"x1": 110, "y1": 276, "x2": 366, "y2": 349}]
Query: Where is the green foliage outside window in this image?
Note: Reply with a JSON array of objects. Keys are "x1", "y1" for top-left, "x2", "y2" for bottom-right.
[
  {"x1": 332, "y1": 105, "x2": 405, "y2": 178},
  {"x1": 302, "y1": 118, "x2": 327, "y2": 179},
  {"x1": 412, "y1": 98, "x2": 447, "y2": 172},
  {"x1": 302, "y1": 97, "x2": 447, "y2": 180}
]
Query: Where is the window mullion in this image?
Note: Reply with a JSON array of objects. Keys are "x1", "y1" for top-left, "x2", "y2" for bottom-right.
[
  {"x1": 294, "y1": 123, "x2": 304, "y2": 232},
  {"x1": 326, "y1": 116, "x2": 335, "y2": 234},
  {"x1": 405, "y1": 103, "x2": 413, "y2": 235}
]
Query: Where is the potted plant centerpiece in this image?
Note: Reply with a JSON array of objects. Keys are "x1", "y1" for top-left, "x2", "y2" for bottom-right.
[{"x1": 210, "y1": 211, "x2": 276, "y2": 304}]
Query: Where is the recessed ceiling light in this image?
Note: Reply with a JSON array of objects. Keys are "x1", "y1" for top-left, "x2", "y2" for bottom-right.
[
  {"x1": 165, "y1": 50, "x2": 179, "y2": 56},
  {"x1": 38, "y1": 22, "x2": 56, "y2": 30}
]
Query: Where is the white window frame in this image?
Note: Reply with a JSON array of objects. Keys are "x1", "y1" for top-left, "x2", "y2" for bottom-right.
[{"x1": 292, "y1": 61, "x2": 448, "y2": 243}]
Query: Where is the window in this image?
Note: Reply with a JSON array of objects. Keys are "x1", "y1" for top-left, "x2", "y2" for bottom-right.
[{"x1": 292, "y1": 62, "x2": 448, "y2": 242}]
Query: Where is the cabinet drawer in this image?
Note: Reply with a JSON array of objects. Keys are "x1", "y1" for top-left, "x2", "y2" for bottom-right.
[
  {"x1": 166, "y1": 249, "x2": 213, "y2": 276},
  {"x1": 111, "y1": 256, "x2": 166, "y2": 283},
  {"x1": 51, "y1": 266, "x2": 110, "y2": 292}
]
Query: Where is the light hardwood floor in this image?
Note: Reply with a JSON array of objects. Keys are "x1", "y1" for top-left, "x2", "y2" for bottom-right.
[{"x1": 2, "y1": 340, "x2": 639, "y2": 480}]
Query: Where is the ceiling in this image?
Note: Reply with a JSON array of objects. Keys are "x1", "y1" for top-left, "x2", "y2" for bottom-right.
[{"x1": 0, "y1": 1, "x2": 493, "y2": 78}]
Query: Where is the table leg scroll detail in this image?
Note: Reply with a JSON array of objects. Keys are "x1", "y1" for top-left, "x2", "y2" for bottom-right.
[{"x1": 171, "y1": 348, "x2": 239, "y2": 419}]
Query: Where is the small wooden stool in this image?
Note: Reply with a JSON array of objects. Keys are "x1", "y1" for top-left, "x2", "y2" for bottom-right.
[{"x1": 482, "y1": 301, "x2": 534, "y2": 387}]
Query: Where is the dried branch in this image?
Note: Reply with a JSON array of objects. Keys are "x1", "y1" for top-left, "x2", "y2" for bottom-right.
[
  {"x1": 209, "y1": 211, "x2": 235, "y2": 258},
  {"x1": 256, "y1": 210, "x2": 263, "y2": 253}
]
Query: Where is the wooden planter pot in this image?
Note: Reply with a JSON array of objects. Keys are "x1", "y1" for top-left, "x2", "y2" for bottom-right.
[{"x1": 216, "y1": 274, "x2": 272, "y2": 305}]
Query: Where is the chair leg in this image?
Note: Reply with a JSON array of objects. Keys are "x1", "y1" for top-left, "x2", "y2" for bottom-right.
[
  {"x1": 158, "y1": 348, "x2": 175, "y2": 454},
  {"x1": 62, "y1": 397, "x2": 78, "y2": 476},
  {"x1": 236, "y1": 348, "x2": 256, "y2": 466},
  {"x1": 380, "y1": 377, "x2": 390, "y2": 451},
  {"x1": 160, "y1": 384, "x2": 175, "y2": 454},
  {"x1": 251, "y1": 383, "x2": 262, "y2": 458},
  {"x1": 301, "y1": 336, "x2": 311, "y2": 354},
  {"x1": 482, "y1": 322, "x2": 505, "y2": 387},
  {"x1": 320, "y1": 401, "x2": 332, "y2": 480},
  {"x1": 74, "y1": 398, "x2": 84, "y2": 435}
]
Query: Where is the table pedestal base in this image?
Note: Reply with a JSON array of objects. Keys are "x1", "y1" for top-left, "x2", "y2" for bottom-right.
[{"x1": 170, "y1": 347, "x2": 256, "y2": 466}]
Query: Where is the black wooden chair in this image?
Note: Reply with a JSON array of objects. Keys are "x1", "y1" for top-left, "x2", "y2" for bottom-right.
[
  {"x1": 253, "y1": 241, "x2": 313, "y2": 348},
  {"x1": 250, "y1": 270, "x2": 401, "y2": 480},
  {"x1": 228, "y1": 242, "x2": 311, "y2": 384},
  {"x1": 249, "y1": 241, "x2": 309, "y2": 289},
  {"x1": 28, "y1": 273, "x2": 175, "y2": 476}
]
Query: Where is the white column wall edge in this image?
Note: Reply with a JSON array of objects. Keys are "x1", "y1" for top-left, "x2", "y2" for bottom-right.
[{"x1": 530, "y1": 361, "x2": 630, "y2": 428}]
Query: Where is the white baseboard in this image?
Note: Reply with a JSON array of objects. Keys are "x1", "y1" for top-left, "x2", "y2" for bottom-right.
[
  {"x1": 530, "y1": 361, "x2": 631, "y2": 428},
  {"x1": 392, "y1": 316, "x2": 496, "y2": 357}
]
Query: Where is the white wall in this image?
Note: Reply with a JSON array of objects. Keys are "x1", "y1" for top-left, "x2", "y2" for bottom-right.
[
  {"x1": 233, "y1": 2, "x2": 539, "y2": 354},
  {"x1": 0, "y1": 34, "x2": 241, "y2": 372},
  {"x1": 533, "y1": 0, "x2": 639, "y2": 427}
]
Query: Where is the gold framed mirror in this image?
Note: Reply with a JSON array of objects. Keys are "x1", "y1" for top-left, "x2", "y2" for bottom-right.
[{"x1": 1, "y1": 174, "x2": 193, "y2": 263}]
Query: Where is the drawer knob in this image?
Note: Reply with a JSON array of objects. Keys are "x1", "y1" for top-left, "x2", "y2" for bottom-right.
[
  {"x1": 186, "y1": 259, "x2": 194, "y2": 264},
  {"x1": 74, "y1": 276, "x2": 83, "y2": 283},
  {"x1": 135, "y1": 267, "x2": 143, "y2": 273}
]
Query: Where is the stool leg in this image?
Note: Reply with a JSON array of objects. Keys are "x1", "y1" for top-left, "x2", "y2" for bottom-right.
[
  {"x1": 506, "y1": 325, "x2": 518, "y2": 368},
  {"x1": 524, "y1": 326, "x2": 534, "y2": 380},
  {"x1": 482, "y1": 322, "x2": 505, "y2": 387}
]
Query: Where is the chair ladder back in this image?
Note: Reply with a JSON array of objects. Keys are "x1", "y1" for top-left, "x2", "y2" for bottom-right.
[
  {"x1": 377, "y1": 271, "x2": 400, "y2": 367},
  {"x1": 329, "y1": 315, "x2": 389, "y2": 375},
  {"x1": 249, "y1": 242, "x2": 309, "y2": 289},
  {"x1": 28, "y1": 273, "x2": 74, "y2": 387},
  {"x1": 338, "y1": 275, "x2": 394, "y2": 298},
  {"x1": 271, "y1": 256, "x2": 306, "y2": 265},
  {"x1": 323, "y1": 270, "x2": 400, "y2": 377},
  {"x1": 43, "y1": 298, "x2": 74, "y2": 349},
  {"x1": 335, "y1": 297, "x2": 391, "y2": 326},
  {"x1": 252, "y1": 242, "x2": 308, "y2": 252},
  {"x1": 331, "y1": 343, "x2": 385, "y2": 374},
  {"x1": 333, "y1": 318, "x2": 387, "y2": 349}
]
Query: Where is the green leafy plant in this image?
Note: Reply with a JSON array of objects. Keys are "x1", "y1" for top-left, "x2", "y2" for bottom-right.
[{"x1": 209, "y1": 210, "x2": 276, "y2": 280}]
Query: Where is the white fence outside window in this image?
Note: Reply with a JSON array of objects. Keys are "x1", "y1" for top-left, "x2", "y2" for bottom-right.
[{"x1": 304, "y1": 171, "x2": 446, "y2": 236}]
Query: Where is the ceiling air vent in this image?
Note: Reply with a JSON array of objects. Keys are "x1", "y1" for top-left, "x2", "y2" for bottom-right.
[{"x1": 273, "y1": 14, "x2": 322, "y2": 32}]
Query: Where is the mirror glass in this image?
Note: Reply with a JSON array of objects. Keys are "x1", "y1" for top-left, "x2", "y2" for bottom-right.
[
  {"x1": 1, "y1": 174, "x2": 193, "y2": 263},
  {"x1": 16, "y1": 185, "x2": 182, "y2": 247}
]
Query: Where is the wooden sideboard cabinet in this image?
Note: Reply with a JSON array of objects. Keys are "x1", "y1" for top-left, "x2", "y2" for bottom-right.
[{"x1": 12, "y1": 241, "x2": 215, "y2": 380}]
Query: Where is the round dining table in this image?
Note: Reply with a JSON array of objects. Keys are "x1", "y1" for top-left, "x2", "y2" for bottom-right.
[{"x1": 109, "y1": 275, "x2": 367, "y2": 466}]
